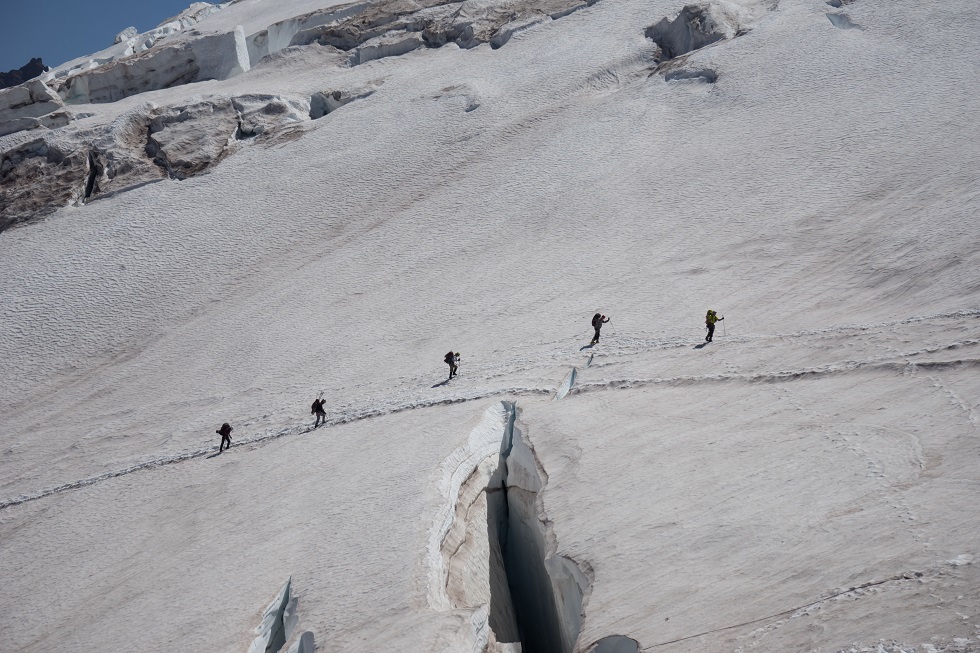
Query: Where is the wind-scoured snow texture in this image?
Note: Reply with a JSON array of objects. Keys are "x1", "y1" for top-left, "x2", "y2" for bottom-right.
[
  {"x1": 0, "y1": 79, "x2": 72, "y2": 137},
  {"x1": 527, "y1": 363, "x2": 980, "y2": 652},
  {"x1": 2, "y1": 0, "x2": 980, "y2": 651},
  {"x1": 0, "y1": 402, "x2": 518, "y2": 652}
]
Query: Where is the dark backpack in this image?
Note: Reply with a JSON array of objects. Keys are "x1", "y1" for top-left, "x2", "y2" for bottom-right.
[{"x1": 445, "y1": 351, "x2": 455, "y2": 364}]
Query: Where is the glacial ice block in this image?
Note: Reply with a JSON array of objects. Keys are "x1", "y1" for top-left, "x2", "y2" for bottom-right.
[{"x1": 57, "y1": 27, "x2": 251, "y2": 104}]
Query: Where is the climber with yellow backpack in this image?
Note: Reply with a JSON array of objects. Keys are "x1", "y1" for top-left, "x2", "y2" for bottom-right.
[{"x1": 705, "y1": 309, "x2": 724, "y2": 342}]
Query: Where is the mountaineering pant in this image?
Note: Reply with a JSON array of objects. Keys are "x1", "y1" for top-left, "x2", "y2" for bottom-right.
[
  {"x1": 220, "y1": 434, "x2": 232, "y2": 451},
  {"x1": 592, "y1": 327, "x2": 601, "y2": 343},
  {"x1": 706, "y1": 323, "x2": 715, "y2": 342},
  {"x1": 449, "y1": 362, "x2": 458, "y2": 378},
  {"x1": 315, "y1": 411, "x2": 326, "y2": 427}
]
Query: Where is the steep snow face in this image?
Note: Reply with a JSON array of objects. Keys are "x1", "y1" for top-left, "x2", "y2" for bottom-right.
[
  {"x1": 2, "y1": 0, "x2": 980, "y2": 652},
  {"x1": 1, "y1": 0, "x2": 613, "y2": 228},
  {"x1": 34, "y1": 0, "x2": 605, "y2": 109}
]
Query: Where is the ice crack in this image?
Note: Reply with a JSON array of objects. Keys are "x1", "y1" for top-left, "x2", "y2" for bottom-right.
[{"x1": 429, "y1": 402, "x2": 590, "y2": 652}]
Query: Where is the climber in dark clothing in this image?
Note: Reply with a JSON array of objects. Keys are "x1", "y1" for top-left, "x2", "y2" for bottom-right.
[
  {"x1": 591, "y1": 313, "x2": 610, "y2": 345},
  {"x1": 217, "y1": 423, "x2": 233, "y2": 451},
  {"x1": 445, "y1": 351, "x2": 460, "y2": 379},
  {"x1": 311, "y1": 396, "x2": 327, "y2": 428}
]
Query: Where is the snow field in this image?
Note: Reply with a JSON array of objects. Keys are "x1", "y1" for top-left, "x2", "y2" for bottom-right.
[
  {"x1": 1, "y1": 0, "x2": 980, "y2": 650},
  {"x1": 529, "y1": 363, "x2": 980, "y2": 651},
  {"x1": 0, "y1": 401, "x2": 499, "y2": 652}
]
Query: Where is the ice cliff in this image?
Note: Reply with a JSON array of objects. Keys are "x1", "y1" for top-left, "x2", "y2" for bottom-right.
[{"x1": 1, "y1": 0, "x2": 641, "y2": 230}]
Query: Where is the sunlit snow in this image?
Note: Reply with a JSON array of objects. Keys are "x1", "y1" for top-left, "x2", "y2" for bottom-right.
[{"x1": 1, "y1": 0, "x2": 979, "y2": 651}]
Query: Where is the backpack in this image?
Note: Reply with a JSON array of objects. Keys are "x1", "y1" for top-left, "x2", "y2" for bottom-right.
[{"x1": 445, "y1": 351, "x2": 455, "y2": 364}]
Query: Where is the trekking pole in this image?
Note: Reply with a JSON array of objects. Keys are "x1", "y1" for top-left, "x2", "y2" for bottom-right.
[{"x1": 722, "y1": 315, "x2": 726, "y2": 337}]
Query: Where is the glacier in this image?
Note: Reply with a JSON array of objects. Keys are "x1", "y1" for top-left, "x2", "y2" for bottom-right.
[{"x1": 1, "y1": 0, "x2": 979, "y2": 651}]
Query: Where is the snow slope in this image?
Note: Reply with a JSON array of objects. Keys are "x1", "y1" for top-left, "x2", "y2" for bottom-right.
[{"x1": 1, "y1": 0, "x2": 979, "y2": 651}]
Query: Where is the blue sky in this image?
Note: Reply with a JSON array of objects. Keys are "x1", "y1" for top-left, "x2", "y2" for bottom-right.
[{"x1": 1, "y1": 0, "x2": 197, "y2": 72}]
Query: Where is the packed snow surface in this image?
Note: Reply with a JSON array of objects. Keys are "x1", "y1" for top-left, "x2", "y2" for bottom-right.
[{"x1": 1, "y1": 0, "x2": 980, "y2": 651}]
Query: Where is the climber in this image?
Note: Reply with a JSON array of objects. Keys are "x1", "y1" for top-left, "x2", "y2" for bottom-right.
[
  {"x1": 217, "y1": 422, "x2": 233, "y2": 451},
  {"x1": 311, "y1": 395, "x2": 327, "y2": 428},
  {"x1": 705, "y1": 309, "x2": 724, "y2": 342},
  {"x1": 445, "y1": 351, "x2": 460, "y2": 379},
  {"x1": 591, "y1": 313, "x2": 610, "y2": 345}
]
